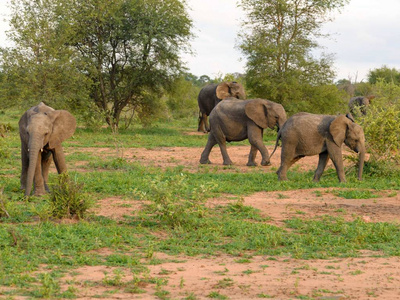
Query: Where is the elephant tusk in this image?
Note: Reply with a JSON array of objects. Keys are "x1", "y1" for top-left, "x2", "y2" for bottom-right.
[{"x1": 41, "y1": 148, "x2": 43, "y2": 152}]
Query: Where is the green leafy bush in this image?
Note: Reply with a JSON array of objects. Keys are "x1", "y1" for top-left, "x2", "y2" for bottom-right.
[
  {"x1": 359, "y1": 89, "x2": 400, "y2": 164},
  {"x1": 134, "y1": 173, "x2": 212, "y2": 228},
  {"x1": 48, "y1": 173, "x2": 93, "y2": 219}
]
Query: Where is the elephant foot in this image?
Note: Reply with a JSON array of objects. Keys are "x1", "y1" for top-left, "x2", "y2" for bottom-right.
[
  {"x1": 261, "y1": 161, "x2": 271, "y2": 166},
  {"x1": 246, "y1": 161, "x2": 257, "y2": 167},
  {"x1": 223, "y1": 160, "x2": 233, "y2": 166},
  {"x1": 276, "y1": 170, "x2": 288, "y2": 181},
  {"x1": 200, "y1": 158, "x2": 212, "y2": 164},
  {"x1": 33, "y1": 189, "x2": 47, "y2": 196}
]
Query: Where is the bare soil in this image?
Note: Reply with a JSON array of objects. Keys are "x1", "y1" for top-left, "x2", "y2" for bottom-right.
[{"x1": 63, "y1": 145, "x2": 400, "y2": 299}]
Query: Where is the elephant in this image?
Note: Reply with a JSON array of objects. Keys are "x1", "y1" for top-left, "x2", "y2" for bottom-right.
[
  {"x1": 19, "y1": 102, "x2": 76, "y2": 196},
  {"x1": 200, "y1": 98, "x2": 287, "y2": 166},
  {"x1": 197, "y1": 81, "x2": 246, "y2": 132},
  {"x1": 348, "y1": 95, "x2": 375, "y2": 116},
  {"x1": 274, "y1": 113, "x2": 365, "y2": 183}
]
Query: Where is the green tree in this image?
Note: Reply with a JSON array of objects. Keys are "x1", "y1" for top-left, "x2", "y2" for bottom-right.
[
  {"x1": 166, "y1": 75, "x2": 199, "y2": 119},
  {"x1": 368, "y1": 66, "x2": 400, "y2": 85},
  {"x1": 238, "y1": 0, "x2": 349, "y2": 113},
  {"x1": 1, "y1": 0, "x2": 193, "y2": 129},
  {"x1": 0, "y1": 0, "x2": 90, "y2": 110}
]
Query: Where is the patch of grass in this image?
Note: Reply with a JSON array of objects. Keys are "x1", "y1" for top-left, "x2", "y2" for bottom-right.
[{"x1": 334, "y1": 189, "x2": 379, "y2": 199}]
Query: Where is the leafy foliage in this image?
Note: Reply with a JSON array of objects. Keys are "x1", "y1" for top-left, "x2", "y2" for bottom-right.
[
  {"x1": 0, "y1": 0, "x2": 90, "y2": 110},
  {"x1": 1, "y1": 0, "x2": 194, "y2": 129},
  {"x1": 48, "y1": 173, "x2": 93, "y2": 219},
  {"x1": 358, "y1": 81, "x2": 400, "y2": 163},
  {"x1": 368, "y1": 65, "x2": 400, "y2": 85},
  {"x1": 238, "y1": 0, "x2": 349, "y2": 114}
]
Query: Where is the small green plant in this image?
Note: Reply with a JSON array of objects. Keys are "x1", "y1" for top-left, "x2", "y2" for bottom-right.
[
  {"x1": 103, "y1": 269, "x2": 124, "y2": 286},
  {"x1": 214, "y1": 278, "x2": 234, "y2": 289},
  {"x1": 0, "y1": 188, "x2": 10, "y2": 218},
  {"x1": 207, "y1": 291, "x2": 228, "y2": 299},
  {"x1": 48, "y1": 173, "x2": 93, "y2": 219},
  {"x1": 32, "y1": 273, "x2": 60, "y2": 298}
]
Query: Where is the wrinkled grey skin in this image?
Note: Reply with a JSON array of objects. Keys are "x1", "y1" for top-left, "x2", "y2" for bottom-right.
[
  {"x1": 19, "y1": 102, "x2": 76, "y2": 196},
  {"x1": 197, "y1": 81, "x2": 246, "y2": 132},
  {"x1": 200, "y1": 98, "x2": 287, "y2": 166},
  {"x1": 348, "y1": 96, "x2": 374, "y2": 116},
  {"x1": 274, "y1": 113, "x2": 365, "y2": 183}
]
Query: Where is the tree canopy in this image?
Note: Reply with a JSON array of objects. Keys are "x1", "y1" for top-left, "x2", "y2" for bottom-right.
[
  {"x1": 1, "y1": 0, "x2": 193, "y2": 129},
  {"x1": 238, "y1": 0, "x2": 349, "y2": 114}
]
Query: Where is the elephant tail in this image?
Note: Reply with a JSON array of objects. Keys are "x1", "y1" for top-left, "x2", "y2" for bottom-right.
[{"x1": 269, "y1": 130, "x2": 281, "y2": 159}]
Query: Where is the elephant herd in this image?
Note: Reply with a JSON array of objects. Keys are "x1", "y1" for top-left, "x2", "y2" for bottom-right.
[
  {"x1": 19, "y1": 85, "x2": 369, "y2": 196},
  {"x1": 197, "y1": 81, "x2": 366, "y2": 185}
]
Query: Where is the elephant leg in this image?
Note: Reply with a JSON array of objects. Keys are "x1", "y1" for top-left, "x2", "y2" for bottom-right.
[
  {"x1": 198, "y1": 113, "x2": 206, "y2": 132},
  {"x1": 33, "y1": 152, "x2": 46, "y2": 196},
  {"x1": 247, "y1": 125, "x2": 270, "y2": 166},
  {"x1": 247, "y1": 145, "x2": 258, "y2": 166},
  {"x1": 327, "y1": 144, "x2": 346, "y2": 182},
  {"x1": 204, "y1": 114, "x2": 210, "y2": 132},
  {"x1": 313, "y1": 152, "x2": 329, "y2": 182},
  {"x1": 198, "y1": 113, "x2": 209, "y2": 133},
  {"x1": 41, "y1": 151, "x2": 53, "y2": 192},
  {"x1": 212, "y1": 126, "x2": 233, "y2": 165},
  {"x1": 329, "y1": 154, "x2": 346, "y2": 183},
  {"x1": 277, "y1": 146, "x2": 301, "y2": 181},
  {"x1": 20, "y1": 145, "x2": 29, "y2": 190},
  {"x1": 52, "y1": 146, "x2": 67, "y2": 174},
  {"x1": 218, "y1": 140, "x2": 233, "y2": 165},
  {"x1": 200, "y1": 134, "x2": 217, "y2": 164}
]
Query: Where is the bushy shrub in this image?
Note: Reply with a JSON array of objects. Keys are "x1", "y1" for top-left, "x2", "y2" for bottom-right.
[
  {"x1": 48, "y1": 173, "x2": 93, "y2": 219},
  {"x1": 134, "y1": 173, "x2": 212, "y2": 228},
  {"x1": 359, "y1": 81, "x2": 400, "y2": 165}
]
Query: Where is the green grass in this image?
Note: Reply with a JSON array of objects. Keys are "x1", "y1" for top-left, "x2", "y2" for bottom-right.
[{"x1": 0, "y1": 108, "x2": 400, "y2": 298}]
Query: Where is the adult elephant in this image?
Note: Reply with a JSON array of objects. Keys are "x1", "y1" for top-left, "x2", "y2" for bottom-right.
[
  {"x1": 348, "y1": 95, "x2": 375, "y2": 116},
  {"x1": 274, "y1": 113, "x2": 365, "y2": 183},
  {"x1": 200, "y1": 98, "x2": 287, "y2": 166},
  {"x1": 19, "y1": 102, "x2": 76, "y2": 196},
  {"x1": 197, "y1": 81, "x2": 246, "y2": 132}
]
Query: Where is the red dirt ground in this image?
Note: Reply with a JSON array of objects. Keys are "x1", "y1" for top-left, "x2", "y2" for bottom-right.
[{"x1": 61, "y1": 145, "x2": 400, "y2": 299}]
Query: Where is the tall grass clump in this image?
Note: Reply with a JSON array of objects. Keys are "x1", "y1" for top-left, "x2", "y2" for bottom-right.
[{"x1": 48, "y1": 173, "x2": 93, "y2": 219}]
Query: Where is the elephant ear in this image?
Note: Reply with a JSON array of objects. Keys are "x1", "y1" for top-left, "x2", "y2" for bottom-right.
[
  {"x1": 216, "y1": 82, "x2": 231, "y2": 99},
  {"x1": 245, "y1": 99, "x2": 269, "y2": 129},
  {"x1": 48, "y1": 110, "x2": 77, "y2": 148},
  {"x1": 329, "y1": 115, "x2": 351, "y2": 147}
]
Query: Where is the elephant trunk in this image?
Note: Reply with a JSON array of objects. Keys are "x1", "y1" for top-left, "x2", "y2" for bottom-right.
[
  {"x1": 357, "y1": 148, "x2": 365, "y2": 181},
  {"x1": 25, "y1": 140, "x2": 42, "y2": 196}
]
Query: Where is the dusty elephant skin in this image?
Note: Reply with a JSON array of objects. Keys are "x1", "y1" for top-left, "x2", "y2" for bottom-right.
[
  {"x1": 197, "y1": 81, "x2": 246, "y2": 132},
  {"x1": 275, "y1": 112, "x2": 365, "y2": 182},
  {"x1": 200, "y1": 98, "x2": 287, "y2": 166},
  {"x1": 19, "y1": 102, "x2": 76, "y2": 196}
]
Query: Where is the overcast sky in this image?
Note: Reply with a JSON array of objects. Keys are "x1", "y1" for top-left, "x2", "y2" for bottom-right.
[{"x1": 1, "y1": 0, "x2": 399, "y2": 82}]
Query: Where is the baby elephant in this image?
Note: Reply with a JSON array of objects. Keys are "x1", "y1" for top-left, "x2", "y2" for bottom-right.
[
  {"x1": 275, "y1": 113, "x2": 365, "y2": 182},
  {"x1": 200, "y1": 98, "x2": 287, "y2": 166},
  {"x1": 19, "y1": 102, "x2": 76, "y2": 196}
]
